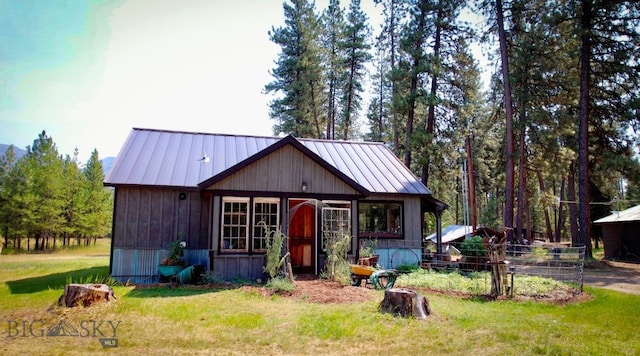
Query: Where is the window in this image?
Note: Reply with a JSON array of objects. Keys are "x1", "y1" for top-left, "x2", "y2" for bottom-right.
[
  {"x1": 221, "y1": 198, "x2": 249, "y2": 252},
  {"x1": 321, "y1": 207, "x2": 351, "y2": 251},
  {"x1": 358, "y1": 201, "x2": 403, "y2": 238},
  {"x1": 253, "y1": 198, "x2": 280, "y2": 251}
]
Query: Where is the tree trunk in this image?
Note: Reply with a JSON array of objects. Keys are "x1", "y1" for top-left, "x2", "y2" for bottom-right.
[
  {"x1": 466, "y1": 134, "x2": 477, "y2": 231},
  {"x1": 516, "y1": 126, "x2": 527, "y2": 242},
  {"x1": 567, "y1": 168, "x2": 580, "y2": 245},
  {"x1": 555, "y1": 178, "x2": 566, "y2": 243},
  {"x1": 58, "y1": 284, "x2": 117, "y2": 308},
  {"x1": 578, "y1": 0, "x2": 593, "y2": 258},
  {"x1": 537, "y1": 171, "x2": 553, "y2": 242},
  {"x1": 496, "y1": 0, "x2": 516, "y2": 243},
  {"x1": 422, "y1": 5, "x2": 443, "y2": 186},
  {"x1": 379, "y1": 288, "x2": 431, "y2": 319}
]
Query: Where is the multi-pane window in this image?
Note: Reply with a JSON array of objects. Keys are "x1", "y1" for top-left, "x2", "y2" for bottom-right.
[
  {"x1": 358, "y1": 201, "x2": 403, "y2": 238},
  {"x1": 321, "y1": 202, "x2": 351, "y2": 252},
  {"x1": 221, "y1": 198, "x2": 249, "y2": 251},
  {"x1": 253, "y1": 198, "x2": 280, "y2": 251}
]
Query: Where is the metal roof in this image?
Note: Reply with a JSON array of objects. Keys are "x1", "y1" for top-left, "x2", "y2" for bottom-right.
[
  {"x1": 593, "y1": 205, "x2": 640, "y2": 224},
  {"x1": 104, "y1": 128, "x2": 433, "y2": 195},
  {"x1": 425, "y1": 225, "x2": 473, "y2": 243}
]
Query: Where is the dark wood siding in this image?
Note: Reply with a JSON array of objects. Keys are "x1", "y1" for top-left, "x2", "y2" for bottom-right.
[
  {"x1": 112, "y1": 187, "x2": 210, "y2": 249},
  {"x1": 207, "y1": 145, "x2": 359, "y2": 195},
  {"x1": 359, "y1": 195, "x2": 423, "y2": 250}
]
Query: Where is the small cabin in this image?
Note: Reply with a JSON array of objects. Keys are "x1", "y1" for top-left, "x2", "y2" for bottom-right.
[{"x1": 104, "y1": 128, "x2": 446, "y2": 282}]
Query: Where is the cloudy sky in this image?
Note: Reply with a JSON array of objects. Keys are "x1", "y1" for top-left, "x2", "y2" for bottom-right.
[{"x1": 0, "y1": 0, "x2": 319, "y2": 162}]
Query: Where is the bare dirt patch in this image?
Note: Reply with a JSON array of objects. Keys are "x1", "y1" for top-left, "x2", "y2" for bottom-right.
[
  {"x1": 243, "y1": 278, "x2": 380, "y2": 304},
  {"x1": 582, "y1": 260, "x2": 640, "y2": 295}
]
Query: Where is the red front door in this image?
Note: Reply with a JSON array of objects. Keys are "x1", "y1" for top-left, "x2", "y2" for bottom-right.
[{"x1": 288, "y1": 199, "x2": 315, "y2": 273}]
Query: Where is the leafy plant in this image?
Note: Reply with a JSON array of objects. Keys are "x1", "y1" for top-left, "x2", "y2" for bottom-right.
[
  {"x1": 262, "y1": 223, "x2": 289, "y2": 279},
  {"x1": 265, "y1": 276, "x2": 296, "y2": 292},
  {"x1": 358, "y1": 238, "x2": 378, "y2": 258},
  {"x1": 460, "y1": 236, "x2": 487, "y2": 257},
  {"x1": 323, "y1": 230, "x2": 352, "y2": 285},
  {"x1": 161, "y1": 240, "x2": 187, "y2": 266}
]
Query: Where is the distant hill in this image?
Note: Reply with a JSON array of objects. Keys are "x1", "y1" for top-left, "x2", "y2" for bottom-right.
[
  {"x1": 1, "y1": 143, "x2": 115, "y2": 175},
  {"x1": 0, "y1": 144, "x2": 27, "y2": 160},
  {"x1": 101, "y1": 157, "x2": 115, "y2": 175}
]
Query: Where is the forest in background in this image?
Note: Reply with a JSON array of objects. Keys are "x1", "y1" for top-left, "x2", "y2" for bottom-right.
[
  {"x1": 0, "y1": 131, "x2": 112, "y2": 252},
  {"x1": 264, "y1": 0, "x2": 640, "y2": 257}
]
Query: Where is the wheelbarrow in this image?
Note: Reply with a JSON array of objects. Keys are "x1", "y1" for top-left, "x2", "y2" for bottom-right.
[{"x1": 349, "y1": 264, "x2": 398, "y2": 290}]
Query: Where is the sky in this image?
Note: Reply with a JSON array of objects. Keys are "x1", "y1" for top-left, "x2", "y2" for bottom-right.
[
  {"x1": 1, "y1": 0, "x2": 298, "y2": 163},
  {"x1": 0, "y1": 0, "x2": 484, "y2": 164}
]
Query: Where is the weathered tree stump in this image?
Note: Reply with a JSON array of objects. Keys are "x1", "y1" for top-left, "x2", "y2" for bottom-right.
[
  {"x1": 58, "y1": 284, "x2": 116, "y2": 307},
  {"x1": 379, "y1": 288, "x2": 431, "y2": 319}
]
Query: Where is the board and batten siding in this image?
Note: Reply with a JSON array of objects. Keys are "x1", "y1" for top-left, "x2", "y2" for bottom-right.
[
  {"x1": 358, "y1": 195, "x2": 424, "y2": 269},
  {"x1": 112, "y1": 187, "x2": 210, "y2": 249},
  {"x1": 360, "y1": 194, "x2": 423, "y2": 250},
  {"x1": 206, "y1": 145, "x2": 360, "y2": 195}
]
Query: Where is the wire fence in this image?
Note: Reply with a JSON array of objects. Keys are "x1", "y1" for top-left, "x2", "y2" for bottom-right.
[{"x1": 423, "y1": 243, "x2": 585, "y2": 294}]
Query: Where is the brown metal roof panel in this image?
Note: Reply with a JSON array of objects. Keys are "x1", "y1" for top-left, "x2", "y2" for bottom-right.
[
  {"x1": 168, "y1": 132, "x2": 193, "y2": 186},
  {"x1": 144, "y1": 131, "x2": 171, "y2": 185},
  {"x1": 328, "y1": 141, "x2": 383, "y2": 192},
  {"x1": 181, "y1": 133, "x2": 201, "y2": 187},
  {"x1": 348, "y1": 143, "x2": 392, "y2": 192},
  {"x1": 385, "y1": 147, "x2": 430, "y2": 194},
  {"x1": 117, "y1": 129, "x2": 153, "y2": 185},
  {"x1": 373, "y1": 145, "x2": 425, "y2": 194}
]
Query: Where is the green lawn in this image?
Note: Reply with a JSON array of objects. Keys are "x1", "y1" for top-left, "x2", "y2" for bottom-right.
[{"x1": 1, "y1": 240, "x2": 639, "y2": 355}]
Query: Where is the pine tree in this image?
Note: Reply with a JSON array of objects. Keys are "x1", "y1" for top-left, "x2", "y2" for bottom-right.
[
  {"x1": 320, "y1": 0, "x2": 347, "y2": 140},
  {"x1": 26, "y1": 131, "x2": 66, "y2": 250},
  {"x1": 61, "y1": 149, "x2": 86, "y2": 246},
  {"x1": 81, "y1": 149, "x2": 112, "y2": 244},
  {"x1": 337, "y1": 0, "x2": 371, "y2": 140},
  {"x1": 266, "y1": 0, "x2": 326, "y2": 138}
]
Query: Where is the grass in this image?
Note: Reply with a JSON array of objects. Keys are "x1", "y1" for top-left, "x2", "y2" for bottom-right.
[{"x1": 1, "y1": 240, "x2": 639, "y2": 355}]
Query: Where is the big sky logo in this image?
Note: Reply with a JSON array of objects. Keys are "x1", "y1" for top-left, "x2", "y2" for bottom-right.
[{"x1": 6, "y1": 319, "x2": 121, "y2": 348}]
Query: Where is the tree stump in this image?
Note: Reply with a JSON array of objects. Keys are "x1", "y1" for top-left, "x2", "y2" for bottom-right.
[
  {"x1": 379, "y1": 288, "x2": 431, "y2": 319},
  {"x1": 58, "y1": 284, "x2": 116, "y2": 307}
]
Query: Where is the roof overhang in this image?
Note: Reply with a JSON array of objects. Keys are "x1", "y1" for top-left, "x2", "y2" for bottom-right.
[{"x1": 197, "y1": 135, "x2": 370, "y2": 196}]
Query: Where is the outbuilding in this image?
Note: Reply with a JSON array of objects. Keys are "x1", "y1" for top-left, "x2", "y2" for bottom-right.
[
  {"x1": 104, "y1": 128, "x2": 446, "y2": 282},
  {"x1": 593, "y1": 204, "x2": 640, "y2": 260}
]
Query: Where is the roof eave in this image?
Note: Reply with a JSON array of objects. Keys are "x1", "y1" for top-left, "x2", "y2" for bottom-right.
[{"x1": 197, "y1": 135, "x2": 370, "y2": 196}]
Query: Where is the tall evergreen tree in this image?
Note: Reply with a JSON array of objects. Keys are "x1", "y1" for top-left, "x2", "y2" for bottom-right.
[
  {"x1": 365, "y1": 33, "x2": 392, "y2": 142},
  {"x1": 25, "y1": 131, "x2": 65, "y2": 250},
  {"x1": 375, "y1": 0, "x2": 407, "y2": 153},
  {"x1": 81, "y1": 149, "x2": 112, "y2": 243},
  {"x1": 266, "y1": 0, "x2": 326, "y2": 138},
  {"x1": 398, "y1": 0, "x2": 431, "y2": 168},
  {"x1": 320, "y1": 0, "x2": 347, "y2": 139},
  {"x1": 337, "y1": 0, "x2": 371, "y2": 140}
]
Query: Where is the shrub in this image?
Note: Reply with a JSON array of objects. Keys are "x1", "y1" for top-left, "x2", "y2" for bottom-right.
[
  {"x1": 265, "y1": 276, "x2": 296, "y2": 292},
  {"x1": 460, "y1": 236, "x2": 487, "y2": 257}
]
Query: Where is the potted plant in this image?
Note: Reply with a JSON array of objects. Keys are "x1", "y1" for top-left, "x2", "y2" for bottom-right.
[
  {"x1": 158, "y1": 240, "x2": 187, "y2": 277},
  {"x1": 358, "y1": 238, "x2": 379, "y2": 266}
]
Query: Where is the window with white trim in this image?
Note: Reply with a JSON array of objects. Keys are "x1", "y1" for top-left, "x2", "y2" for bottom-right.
[
  {"x1": 221, "y1": 197, "x2": 249, "y2": 252},
  {"x1": 253, "y1": 198, "x2": 280, "y2": 251},
  {"x1": 321, "y1": 201, "x2": 351, "y2": 252}
]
